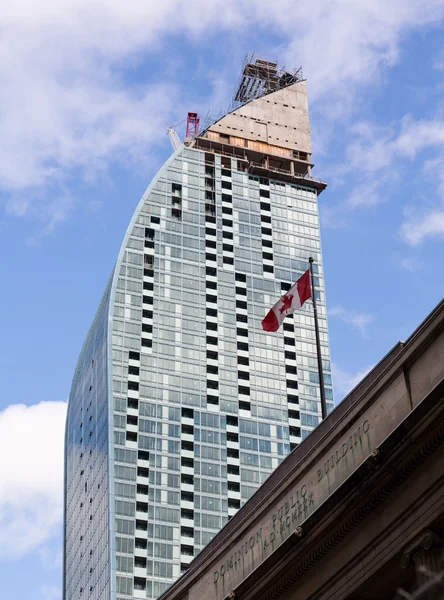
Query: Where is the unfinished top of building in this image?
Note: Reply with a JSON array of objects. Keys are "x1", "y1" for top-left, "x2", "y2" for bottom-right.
[
  {"x1": 233, "y1": 56, "x2": 304, "y2": 107},
  {"x1": 190, "y1": 56, "x2": 326, "y2": 193}
]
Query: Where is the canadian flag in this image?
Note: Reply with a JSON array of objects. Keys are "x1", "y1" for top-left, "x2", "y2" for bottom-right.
[{"x1": 261, "y1": 270, "x2": 311, "y2": 332}]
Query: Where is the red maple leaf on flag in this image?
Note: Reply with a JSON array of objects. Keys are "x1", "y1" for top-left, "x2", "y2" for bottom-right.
[
  {"x1": 262, "y1": 269, "x2": 311, "y2": 333},
  {"x1": 279, "y1": 294, "x2": 293, "y2": 314}
]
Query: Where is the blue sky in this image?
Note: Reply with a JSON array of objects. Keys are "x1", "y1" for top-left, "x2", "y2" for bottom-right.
[{"x1": 1, "y1": 2, "x2": 444, "y2": 598}]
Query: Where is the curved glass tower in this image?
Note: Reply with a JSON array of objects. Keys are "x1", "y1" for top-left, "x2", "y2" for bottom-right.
[{"x1": 64, "y1": 58, "x2": 334, "y2": 600}]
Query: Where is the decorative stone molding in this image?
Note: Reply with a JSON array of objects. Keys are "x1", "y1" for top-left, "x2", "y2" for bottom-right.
[
  {"x1": 400, "y1": 529, "x2": 444, "y2": 586},
  {"x1": 401, "y1": 530, "x2": 442, "y2": 569},
  {"x1": 371, "y1": 449, "x2": 380, "y2": 460}
]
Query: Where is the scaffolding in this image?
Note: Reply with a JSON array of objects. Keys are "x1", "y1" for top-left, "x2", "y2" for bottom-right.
[
  {"x1": 198, "y1": 55, "x2": 304, "y2": 133},
  {"x1": 232, "y1": 54, "x2": 303, "y2": 108}
]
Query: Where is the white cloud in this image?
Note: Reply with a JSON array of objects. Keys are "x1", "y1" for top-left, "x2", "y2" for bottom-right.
[
  {"x1": 323, "y1": 115, "x2": 444, "y2": 233},
  {"x1": 397, "y1": 156, "x2": 444, "y2": 246},
  {"x1": 399, "y1": 209, "x2": 444, "y2": 246},
  {"x1": 346, "y1": 178, "x2": 394, "y2": 209},
  {"x1": 347, "y1": 118, "x2": 444, "y2": 175},
  {"x1": 253, "y1": 0, "x2": 444, "y2": 100},
  {"x1": 0, "y1": 401, "x2": 67, "y2": 559},
  {"x1": 1, "y1": 0, "x2": 444, "y2": 233},
  {"x1": 333, "y1": 362, "x2": 374, "y2": 400},
  {"x1": 0, "y1": 2, "x2": 244, "y2": 193},
  {"x1": 329, "y1": 305, "x2": 375, "y2": 337},
  {"x1": 400, "y1": 256, "x2": 424, "y2": 272}
]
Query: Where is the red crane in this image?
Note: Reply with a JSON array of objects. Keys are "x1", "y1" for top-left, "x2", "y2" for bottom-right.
[{"x1": 185, "y1": 112, "x2": 200, "y2": 138}]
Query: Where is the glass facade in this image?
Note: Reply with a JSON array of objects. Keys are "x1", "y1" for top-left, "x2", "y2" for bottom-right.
[
  {"x1": 64, "y1": 83, "x2": 333, "y2": 600},
  {"x1": 64, "y1": 279, "x2": 112, "y2": 600}
]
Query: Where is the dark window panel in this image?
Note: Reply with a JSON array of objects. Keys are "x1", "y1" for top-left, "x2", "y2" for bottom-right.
[{"x1": 236, "y1": 300, "x2": 247, "y2": 309}]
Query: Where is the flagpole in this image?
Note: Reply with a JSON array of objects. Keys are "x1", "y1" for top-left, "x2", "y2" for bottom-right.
[{"x1": 308, "y1": 257, "x2": 327, "y2": 421}]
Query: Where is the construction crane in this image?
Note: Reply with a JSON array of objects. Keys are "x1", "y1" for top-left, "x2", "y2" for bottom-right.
[
  {"x1": 185, "y1": 112, "x2": 200, "y2": 138},
  {"x1": 167, "y1": 126, "x2": 181, "y2": 150},
  {"x1": 167, "y1": 112, "x2": 200, "y2": 150}
]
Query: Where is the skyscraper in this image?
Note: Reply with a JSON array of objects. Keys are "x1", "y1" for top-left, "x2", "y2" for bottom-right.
[{"x1": 64, "y1": 57, "x2": 334, "y2": 600}]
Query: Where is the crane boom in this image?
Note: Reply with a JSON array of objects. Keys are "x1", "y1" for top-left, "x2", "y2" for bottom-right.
[{"x1": 167, "y1": 127, "x2": 181, "y2": 150}]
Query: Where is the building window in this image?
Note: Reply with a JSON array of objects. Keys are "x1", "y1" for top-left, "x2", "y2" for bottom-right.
[
  {"x1": 135, "y1": 557, "x2": 147, "y2": 569},
  {"x1": 289, "y1": 426, "x2": 301, "y2": 437},
  {"x1": 134, "y1": 578, "x2": 146, "y2": 591},
  {"x1": 288, "y1": 409, "x2": 300, "y2": 419},
  {"x1": 172, "y1": 183, "x2": 182, "y2": 196}
]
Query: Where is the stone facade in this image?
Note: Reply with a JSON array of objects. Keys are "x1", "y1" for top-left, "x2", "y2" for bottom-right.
[{"x1": 159, "y1": 300, "x2": 444, "y2": 600}]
